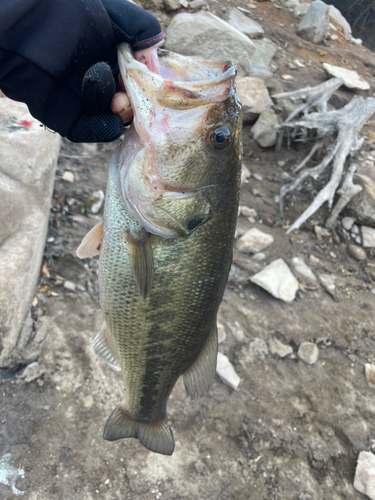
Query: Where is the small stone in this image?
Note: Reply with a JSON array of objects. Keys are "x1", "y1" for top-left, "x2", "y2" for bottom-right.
[
  {"x1": 322, "y1": 63, "x2": 370, "y2": 90},
  {"x1": 362, "y1": 226, "x2": 375, "y2": 248},
  {"x1": 178, "y1": 0, "x2": 189, "y2": 7},
  {"x1": 236, "y1": 227, "x2": 274, "y2": 253},
  {"x1": 233, "y1": 329, "x2": 246, "y2": 342},
  {"x1": 85, "y1": 190, "x2": 105, "y2": 214},
  {"x1": 241, "y1": 164, "x2": 251, "y2": 185},
  {"x1": 294, "y1": 58, "x2": 305, "y2": 68},
  {"x1": 354, "y1": 451, "x2": 375, "y2": 499},
  {"x1": 297, "y1": 1, "x2": 330, "y2": 44},
  {"x1": 20, "y1": 362, "x2": 46, "y2": 383},
  {"x1": 163, "y1": 0, "x2": 181, "y2": 10},
  {"x1": 292, "y1": 256, "x2": 317, "y2": 282},
  {"x1": 236, "y1": 77, "x2": 273, "y2": 125},
  {"x1": 250, "y1": 258, "x2": 299, "y2": 302},
  {"x1": 342, "y1": 216, "x2": 355, "y2": 231},
  {"x1": 239, "y1": 206, "x2": 257, "y2": 218},
  {"x1": 297, "y1": 342, "x2": 319, "y2": 365},
  {"x1": 64, "y1": 280, "x2": 76, "y2": 291},
  {"x1": 224, "y1": 7, "x2": 264, "y2": 38},
  {"x1": 268, "y1": 338, "x2": 293, "y2": 358},
  {"x1": 328, "y1": 5, "x2": 352, "y2": 40},
  {"x1": 281, "y1": 74, "x2": 294, "y2": 81},
  {"x1": 189, "y1": 0, "x2": 206, "y2": 9},
  {"x1": 348, "y1": 244, "x2": 366, "y2": 261},
  {"x1": 217, "y1": 322, "x2": 227, "y2": 344},
  {"x1": 355, "y1": 235, "x2": 362, "y2": 245},
  {"x1": 351, "y1": 224, "x2": 360, "y2": 235},
  {"x1": 253, "y1": 173, "x2": 263, "y2": 181},
  {"x1": 216, "y1": 352, "x2": 241, "y2": 390},
  {"x1": 251, "y1": 109, "x2": 279, "y2": 148},
  {"x1": 62, "y1": 171, "x2": 75, "y2": 183},
  {"x1": 248, "y1": 338, "x2": 269, "y2": 360},
  {"x1": 365, "y1": 364, "x2": 375, "y2": 387},
  {"x1": 252, "y1": 252, "x2": 266, "y2": 261},
  {"x1": 318, "y1": 273, "x2": 336, "y2": 298},
  {"x1": 309, "y1": 255, "x2": 320, "y2": 265}
]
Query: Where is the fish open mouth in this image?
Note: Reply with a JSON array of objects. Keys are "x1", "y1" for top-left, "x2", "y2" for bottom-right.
[{"x1": 116, "y1": 43, "x2": 241, "y2": 238}]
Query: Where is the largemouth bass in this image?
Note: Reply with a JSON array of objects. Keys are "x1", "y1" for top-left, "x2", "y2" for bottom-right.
[{"x1": 77, "y1": 43, "x2": 242, "y2": 455}]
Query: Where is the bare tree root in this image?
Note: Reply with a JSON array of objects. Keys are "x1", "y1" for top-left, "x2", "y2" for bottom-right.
[
  {"x1": 275, "y1": 82, "x2": 375, "y2": 233},
  {"x1": 325, "y1": 165, "x2": 363, "y2": 229}
]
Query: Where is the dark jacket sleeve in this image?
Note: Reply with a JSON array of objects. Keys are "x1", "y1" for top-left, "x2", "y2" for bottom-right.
[{"x1": 0, "y1": 0, "x2": 163, "y2": 137}]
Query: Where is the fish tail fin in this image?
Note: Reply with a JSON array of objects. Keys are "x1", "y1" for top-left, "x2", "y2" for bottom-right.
[{"x1": 103, "y1": 404, "x2": 174, "y2": 456}]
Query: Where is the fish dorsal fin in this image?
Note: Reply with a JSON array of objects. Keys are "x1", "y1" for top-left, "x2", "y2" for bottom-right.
[
  {"x1": 76, "y1": 219, "x2": 104, "y2": 259},
  {"x1": 183, "y1": 325, "x2": 218, "y2": 400},
  {"x1": 93, "y1": 324, "x2": 121, "y2": 372},
  {"x1": 125, "y1": 228, "x2": 154, "y2": 301}
]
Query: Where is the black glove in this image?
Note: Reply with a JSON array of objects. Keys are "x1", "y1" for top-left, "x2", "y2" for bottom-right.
[{"x1": 0, "y1": 0, "x2": 163, "y2": 143}]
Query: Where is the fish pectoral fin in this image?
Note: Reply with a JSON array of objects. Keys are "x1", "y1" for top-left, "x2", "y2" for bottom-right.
[
  {"x1": 125, "y1": 228, "x2": 154, "y2": 301},
  {"x1": 183, "y1": 324, "x2": 218, "y2": 400},
  {"x1": 93, "y1": 324, "x2": 121, "y2": 372},
  {"x1": 76, "y1": 219, "x2": 104, "y2": 259},
  {"x1": 103, "y1": 404, "x2": 174, "y2": 456}
]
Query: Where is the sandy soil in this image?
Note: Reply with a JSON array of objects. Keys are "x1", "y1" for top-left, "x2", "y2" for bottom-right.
[{"x1": 2, "y1": 1, "x2": 375, "y2": 499}]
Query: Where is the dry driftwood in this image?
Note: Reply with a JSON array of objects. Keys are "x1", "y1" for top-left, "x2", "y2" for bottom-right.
[{"x1": 274, "y1": 79, "x2": 375, "y2": 233}]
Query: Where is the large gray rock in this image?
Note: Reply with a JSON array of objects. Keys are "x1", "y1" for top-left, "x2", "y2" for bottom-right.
[
  {"x1": 224, "y1": 7, "x2": 264, "y2": 39},
  {"x1": 251, "y1": 109, "x2": 279, "y2": 148},
  {"x1": 297, "y1": 1, "x2": 330, "y2": 44},
  {"x1": 322, "y1": 63, "x2": 370, "y2": 90},
  {"x1": 165, "y1": 11, "x2": 255, "y2": 77},
  {"x1": 236, "y1": 77, "x2": 273, "y2": 125},
  {"x1": 328, "y1": 5, "x2": 352, "y2": 40},
  {"x1": 0, "y1": 99, "x2": 61, "y2": 368},
  {"x1": 250, "y1": 38, "x2": 277, "y2": 77},
  {"x1": 250, "y1": 258, "x2": 299, "y2": 303},
  {"x1": 354, "y1": 451, "x2": 375, "y2": 499}
]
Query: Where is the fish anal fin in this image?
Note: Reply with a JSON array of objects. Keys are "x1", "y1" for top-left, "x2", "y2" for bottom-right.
[
  {"x1": 93, "y1": 324, "x2": 121, "y2": 372},
  {"x1": 125, "y1": 228, "x2": 154, "y2": 301},
  {"x1": 183, "y1": 325, "x2": 218, "y2": 400},
  {"x1": 103, "y1": 404, "x2": 174, "y2": 456},
  {"x1": 76, "y1": 219, "x2": 104, "y2": 259}
]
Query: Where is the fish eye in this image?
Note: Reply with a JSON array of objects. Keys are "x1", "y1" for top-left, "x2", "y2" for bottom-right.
[{"x1": 210, "y1": 126, "x2": 231, "y2": 150}]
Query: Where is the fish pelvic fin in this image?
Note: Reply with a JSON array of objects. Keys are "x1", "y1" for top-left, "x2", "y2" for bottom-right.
[
  {"x1": 124, "y1": 227, "x2": 154, "y2": 301},
  {"x1": 76, "y1": 219, "x2": 104, "y2": 259},
  {"x1": 103, "y1": 404, "x2": 174, "y2": 456},
  {"x1": 93, "y1": 323, "x2": 121, "y2": 372},
  {"x1": 183, "y1": 324, "x2": 218, "y2": 400}
]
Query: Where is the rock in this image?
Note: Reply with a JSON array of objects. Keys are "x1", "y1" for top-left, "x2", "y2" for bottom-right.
[
  {"x1": 281, "y1": 74, "x2": 294, "y2": 81},
  {"x1": 348, "y1": 244, "x2": 367, "y2": 261},
  {"x1": 62, "y1": 171, "x2": 75, "y2": 183},
  {"x1": 64, "y1": 280, "x2": 77, "y2": 291},
  {"x1": 351, "y1": 224, "x2": 360, "y2": 235},
  {"x1": 233, "y1": 328, "x2": 246, "y2": 342},
  {"x1": 217, "y1": 322, "x2": 227, "y2": 344},
  {"x1": 251, "y1": 109, "x2": 278, "y2": 148},
  {"x1": 297, "y1": 342, "x2": 319, "y2": 365},
  {"x1": 365, "y1": 364, "x2": 375, "y2": 387},
  {"x1": 236, "y1": 227, "x2": 274, "y2": 253},
  {"x1": 216, "y1": 352, "x2": 241, "y2": 390},
  {"x1": 224, "y1": 7, "x2": 264, "y2": 39},
  {"x1": 322, "y1": 63, "x2": 370, "y2": 90},
  {"x1": 241, "y1": 164, "x2": 251, "y2": 185},
  {"x1": 354, "y1": 451, "x2": 375, "y2": 499},
  {"x1": 189, "y1": 0, "x2": 206, "y2": 10},
  {"x1": 347, "y1": 175, "x2": 375, "y2": 228},
  {"x1": 236, "y1": 77, "x2": 273, "y2": 125},
  {"x1": 295, "y1": 3, "x2": 311, "y2": 16},
  {"x1": 0, "y1": 99, "x2": 61, "y2": 368},
  {"x1": 250, "y1": 258, "x2": 299, "y2": 303},
  {"x1": 297, "y1": 1, "x2": 330, "y2": 44},
  {"x1": 165, "y1": 12, "x2": 255, "y2": 77},
  {"x1": 20, "y1": 362, "x2": 46, "y2": 383},
  {"x1": 248, "y1": 338, "x2": 269, "y2": 360},
  {"x1": 163, "y1": 0, "x2": 181, "y2": 10},
  {"x1": 239, "y1": 206, "x2": 257, "y2": 218},
  {"x1": 250, "y1": 38, "x2": 277, "y2": 77},
  {"x1": 292, "y1": 256, "x2": 317, "y2": 282},
  {"x1": 328, "y1": 5, "x2": 352, "y2": 40},
  {"x1": 85, "y1": 190, "x2": 105, "y2": 214},
  {"x1": 179, "y1": 0, "x2": 189, "y2": 8},
  {"x1": 252, "y1": 252, "x2": 266, "y2": 261},
  {"x1": 342, "y1": 216, "x2": 355, "y2": 231},
  {"x1": 362, "y1": 226, "x2": 375, "y2": 248},
  {"x1": 318, "y1": 273, "x2": 336, "y2": 298},
  {"x1": 268, "y1": 338, "x2": 293, "y2": 358}
]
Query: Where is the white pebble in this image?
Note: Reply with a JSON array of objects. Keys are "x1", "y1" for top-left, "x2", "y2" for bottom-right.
[
  {"x1": 297, "y1": 342, "x2": 319, "y2": 365},
  {"x1": 216, "y1": 352, "x2": 241, "y2": 390},
  {"x1": 62, "y1": 171, "x2": 75, "y2": 183}
]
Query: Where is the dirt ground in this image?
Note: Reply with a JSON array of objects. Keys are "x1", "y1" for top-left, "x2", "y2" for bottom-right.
[{"x1": 2, "y1": 1, "x2": 375, "y2": 499}]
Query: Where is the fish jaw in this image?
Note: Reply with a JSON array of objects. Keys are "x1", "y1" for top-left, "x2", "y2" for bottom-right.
[{"x1": 116, "y1": 43, "x2": 242, "y2": 238}]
